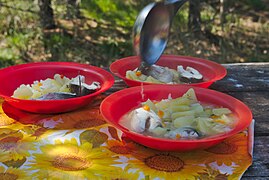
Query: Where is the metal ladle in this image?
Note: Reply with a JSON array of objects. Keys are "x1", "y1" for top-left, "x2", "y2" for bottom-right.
[{"x1": 133, "y1": 0, "x2": 188, "y2": 81}]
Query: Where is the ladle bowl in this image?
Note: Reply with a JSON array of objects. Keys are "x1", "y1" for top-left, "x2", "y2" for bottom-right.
[{"x1": 133, "y1": 0, "x2": 188, "y2": 73}]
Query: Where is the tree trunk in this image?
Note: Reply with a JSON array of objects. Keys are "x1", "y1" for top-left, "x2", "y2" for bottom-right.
[
  {"x1": 188, "y1": 0, "x2": 201, "y2": 33},
  {"x1": 220, "y1": 0, "x2": 226, "y2": 31},
  {"x1": 38, "y1": 0, "x2": 56, "y2": 29},
  {"x1": 66, "y1": 0, "x2": 80, "y2": 19}
]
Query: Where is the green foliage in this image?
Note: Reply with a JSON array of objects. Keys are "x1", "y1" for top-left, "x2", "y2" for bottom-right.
[
  {"x1": 172, "y1": 5, "x2": 189, "y2": 32},
  {"x1": 0, "y1": 0, "x2": 39, "y2": 67},
  {"x1": 44, "y1": 33, "x2": 72, "y2": 50},
  {"x1": 0, "y1": 49, "x2": 19, "y2": 62},
  {"x1": 7, "y1": 33, "x2": 28, "y2": 51},
  {"x1": 100, "y1": 37, "x2": 133, "y2": 64},
  {"x1": 245, "y1": 0, "x2": 265, "y2": 10},
  {"x1": 0, "y1": 31, "x2": 37, "y2": 67},
  {"x1": 81, "y1": 0, "x2": 137, "y2": 28},
  {"x1": 200, "y1": 5, "x2": 215, "y2": 23},
  {"x1": 43, "y1": 33, "x2": 75, "y2": 62},
  {"x1": 0, "y1": 0, "x2": 268, "y2": 67}
]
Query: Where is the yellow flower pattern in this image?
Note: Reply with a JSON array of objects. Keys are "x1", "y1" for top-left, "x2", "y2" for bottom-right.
[
  {"x1": 27, "y1": 138, "x2": 121, "y2": 179},
  {"x1": 124, "y1": 146, "x2": 206, "y2": 180},
  {"x1": 0, "y1": 166, "x2": 29, "y2": 180},
  {"x1": 0, "y1": 127, "x2": 36, "y2": 162},
  {"x1": 0, "y1": 97, "x2": 252, "y2": 179},
  {"x1": 202, "y1": 133, "x2": 251, "y2": 166}
]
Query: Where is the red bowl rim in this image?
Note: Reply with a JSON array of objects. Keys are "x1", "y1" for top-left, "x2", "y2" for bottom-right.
[
  {"x1": 100, "y1": 85, "x2": 253, "y2": 144},
  {"x1": 0, "y1": 62, "x2": 114, "y2": 103},
  {"x1": 110, "y1": 55, "x2": 227, "y2": 86}
]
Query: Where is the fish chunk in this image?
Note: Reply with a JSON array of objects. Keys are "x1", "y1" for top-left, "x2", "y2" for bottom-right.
[
  {"x1": 129, "y1": 107, "x2": 163, "y2": 133},
  {"x1": 164, "y1": 127, "x2": 201, "y2": 139},
  {"x1": 147, "y1": 65, "x2": 174, "y2": 83}
]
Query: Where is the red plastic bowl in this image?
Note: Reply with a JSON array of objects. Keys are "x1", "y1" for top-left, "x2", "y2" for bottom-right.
[
  {"x1": 0, "y1": 62, "x2": 114, "y2": 114},
  {"x1": 110, "y1": 55, "x2": 227, "y2": 88},
  {"x1": 100, "y1": 85, "x2": 252, "y2": 151}
]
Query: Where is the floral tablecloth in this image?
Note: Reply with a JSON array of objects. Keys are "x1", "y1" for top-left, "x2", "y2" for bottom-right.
[{"x1": 0, "y1": 96, "x2": 253, "y2": 180}]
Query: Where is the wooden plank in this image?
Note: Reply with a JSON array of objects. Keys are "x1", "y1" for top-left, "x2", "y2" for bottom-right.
[
  {"x1": 223, "y1": 91, "x2": 269, "y2": 135},
  {"x1": 242, "y1": 177, "x2": 269, "y2": 180},
  {"x1": 243, "y1": 136, "x2": 269, "y2": 178},
  {"x1": 211, "y1": 63, "x2": 269, "y2": 92}
]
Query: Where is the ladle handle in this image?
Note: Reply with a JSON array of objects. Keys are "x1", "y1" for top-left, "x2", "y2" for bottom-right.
[{"x1": 165, "y1": 0, "x2": 188, "y2": 17}]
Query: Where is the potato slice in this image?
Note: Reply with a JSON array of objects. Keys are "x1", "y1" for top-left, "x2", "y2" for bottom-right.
[
  {"x1": 173, "y1": 115, "x2": 195, "y2": 128},
  {"x1": 212, "y1": 108, "x2": 232, "y2": 116},
  {"x1": 170, "y1": 105, "x2": 190, "y2": 112},
  {"x1": 182, "y1": 88, "x2": 198, "y2": 103},
  {"x1": 171, "y1": 110, "x2": 195, "y2": 120}
]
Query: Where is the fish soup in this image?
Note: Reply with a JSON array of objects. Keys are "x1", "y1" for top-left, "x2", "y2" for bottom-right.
[{"x1": 120, "y1": 88, "x2": 236, "y2": 140}]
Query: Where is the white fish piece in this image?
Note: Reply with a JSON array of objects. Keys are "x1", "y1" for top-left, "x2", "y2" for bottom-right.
[
  {"x1": 164, "y1": 127, "x2": 201, "y2": 139},
  {"x1": 147, "y1": 65, "x2": 174, "y2": 83},
  {"x1": 69, "y1": 75, "x2": 100, "y2": 90},
  {"x1": 186, "y1": 67, "x2": 203, "y2": 79},
  {"x1": 70, "y1": 75, "x2": 86, "y2": 84},
  {"x1": 69, "y1": 75, "x2": 100, "y2": 96},
  {"x1": 177, "y1": 66, "x2": 192, "y2": 78},
  {"x1": 83, "y1": 81, "x2": 101, "y2": 90},
  {"x1": 129, "y1": 107, "x2": 163, "y2": 133},
  {"x1": 177, "y1": 65, "x2": 203, "y2": 80}
]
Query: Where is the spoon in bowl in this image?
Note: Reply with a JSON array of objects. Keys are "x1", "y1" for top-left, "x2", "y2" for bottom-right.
[
  {"x1": 35, "y1": 75, "x2": 100, "y2": 100},
  {"x1": 133, "y1": 0, "x2": 188, "y2": 83}
]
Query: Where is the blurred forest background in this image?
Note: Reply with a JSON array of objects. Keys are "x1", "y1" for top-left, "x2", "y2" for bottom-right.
[{"x1": 0, "y1": 0, "x2": 268, "y2": 68}]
